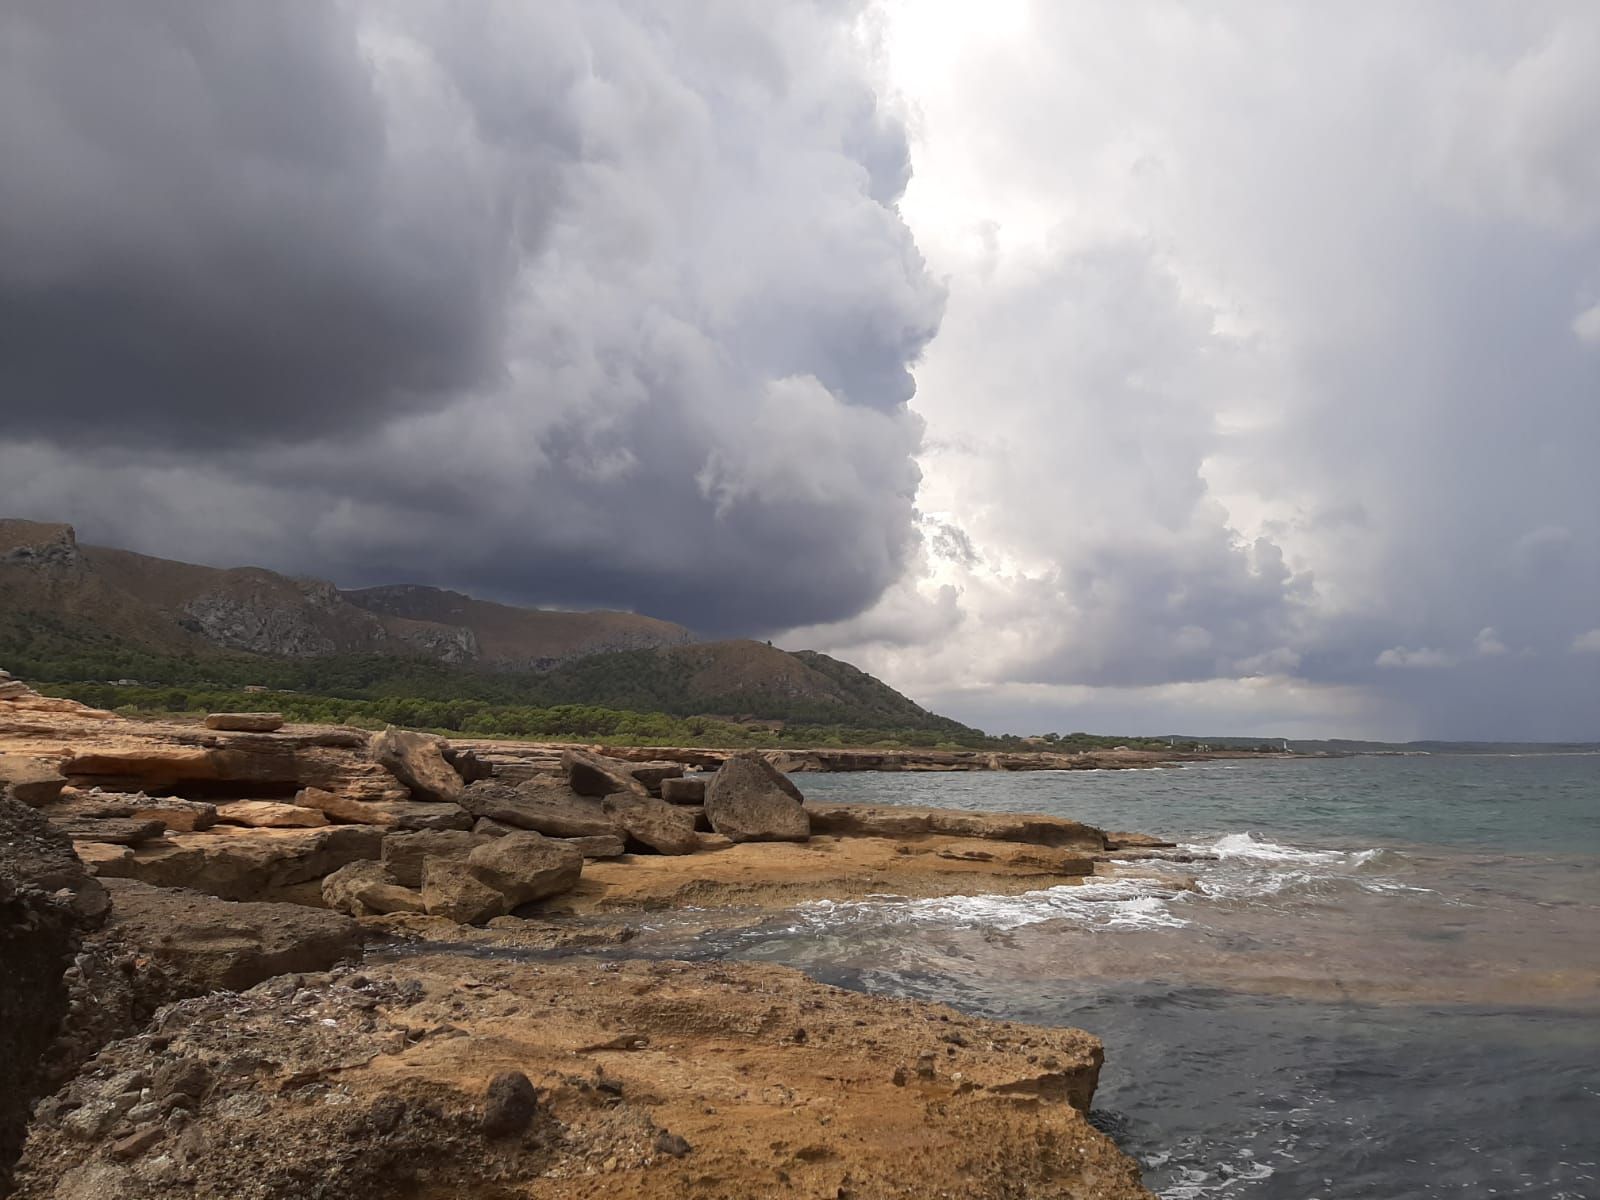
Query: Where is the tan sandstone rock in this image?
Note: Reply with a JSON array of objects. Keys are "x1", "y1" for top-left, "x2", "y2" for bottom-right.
[
  {"x1": 320, "y1": 861, "x2": 425, "y2": 916},
  {"x1": 421, "y1": 857, "x2": 508, "y2": 924},
  {"x1": 382, "y1": 829, "x2": 490, "y2": 888},
  {"x1": 464, "y1": 832, "x2": 583, "y2": 907},
  {"x1": 215, "y1": 800, "x2": 330, "y2": 829}
]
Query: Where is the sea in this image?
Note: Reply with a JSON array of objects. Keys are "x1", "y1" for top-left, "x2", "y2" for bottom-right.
[{"x1": 639, "y1": 755, "x2": 1600, "y2": 1199}]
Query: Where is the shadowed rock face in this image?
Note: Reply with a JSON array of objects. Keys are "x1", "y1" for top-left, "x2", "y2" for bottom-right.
[{"x1": 0, "y1": 792, "x2": 107, "y2": 1189}]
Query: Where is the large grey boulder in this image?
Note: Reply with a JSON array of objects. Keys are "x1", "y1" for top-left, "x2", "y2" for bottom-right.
[
  {"x1": 602, "y1": 793, "x2": 699, "y2": 855},
  {"x1": 370, "y1": 728, "x2": 465, "y2": 803},
  {"x1": 703, "y1": 751, "x2": 810, "y2": 843},
  {"x1": 459, "y1": 780, "x2": 618, "y2": 838}
]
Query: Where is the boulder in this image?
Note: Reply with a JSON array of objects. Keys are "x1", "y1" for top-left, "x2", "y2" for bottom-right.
[
  {"x1": 421, "y1": 858, "x2": 508, "y2": 924},
  {"x1": 660, "y1": 777, "x2": 706, "y2": 805},
  {"x1": 601, "y1": 793, "x2": 699, "y2": 856},
  {"x1": 563, "y1": 749, "x2": 648, "y2": 799},
  {"x1": 215, "y1": 800, "x2": 329, "y2": 829},
  {"x1": 0, "y1": 756, "x2": 67, "y2": 807},
  {"x1": 320, "y1": 861, "x2": 425, "y2": 917},
  {"x1": 203, "y1": 712, "x2": 285, "y2": 733},
  {"x1": 99, "y1": 878, "x2": 361, "y2": 993},
  {"x1": 381, "y1": 829, "x2": 488, "y2": 888},
  {"x1": 369, "y1": 728, "x2": 464, "y2": 803},
  {"x1": 464, "y1": 833, "x2": 583, "y2": 907},
  {"x1": 459, "y1": 780, "x2": 618, "y2": 838},
  {"x1": 703, "y1": 751, "x2": 810, "y2": 843},
  {"x1": 628, "y1": 762, "x2": 685, "y2": 795}
]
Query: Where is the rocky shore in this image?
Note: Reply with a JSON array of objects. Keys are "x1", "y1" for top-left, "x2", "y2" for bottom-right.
[{"x1": 1, "y1": 669, "x2": 1163, "y2": 1197}]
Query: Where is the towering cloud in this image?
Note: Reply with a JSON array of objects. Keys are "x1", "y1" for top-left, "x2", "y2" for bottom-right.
[
  {"x1": 789, "y1": 3, "x2": 1600, "y2": 740},
  {"x1": 0, "y1": 1, "x2": 942, "y2": 631}
]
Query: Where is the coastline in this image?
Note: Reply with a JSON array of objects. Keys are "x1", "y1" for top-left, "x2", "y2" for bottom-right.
[{"x1": 1, "y1": 677, "x2": 1164, "y2": 1197}]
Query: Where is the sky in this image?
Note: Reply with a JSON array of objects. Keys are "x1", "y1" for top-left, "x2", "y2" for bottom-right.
[{"x1": 2, "y1": 1, "x2": 1597, "y2": 740}]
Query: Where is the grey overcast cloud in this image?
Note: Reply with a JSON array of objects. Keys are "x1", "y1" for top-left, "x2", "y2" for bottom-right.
[{"x1": 2, "y1": 1, "x2": 1597, "y2": 740}]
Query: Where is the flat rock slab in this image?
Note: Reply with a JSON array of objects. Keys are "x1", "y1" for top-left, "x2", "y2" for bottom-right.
[
  {"x1": 203, "y1": 713, "x2": 285, "y2": 733},
  {"x1": 805, "y1": 803, "x2": 1107, "y2": 851},
  {"x1": 12, "y1": 956, "x2": 1148, "y2": 1200},
  {"x1": 215, "y1": 800, "x2": 329, "y2": 829},
  {"x1": 460, "y1": 780, "x2": 618, "y2": 839},
  {"x1": 45, "y1": 816, "x2": 166, "y2": 845},
  {"x1": 564, "y1": 835, "x2": 1102, "y2": 914},
  {"x1": 88, "y1": 825, "x2": 383, "y2": 903},
  {"x1": 0, "y1": 755, "x2": 68, "y2": 807},
  {"x1": 44, "y1": 792, "x2": 218, "y2": 832},
  {"x1": 98, "y1": 878, "x2": 361, "y2": 993}
]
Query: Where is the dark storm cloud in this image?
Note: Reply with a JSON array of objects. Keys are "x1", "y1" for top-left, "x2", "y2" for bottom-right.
[
  {"x1": 0, "y1": 1, "x2": 943, "y2": 632},
  {"x1": 0, "y1": 1, "x2": 513, "y2": 445}
]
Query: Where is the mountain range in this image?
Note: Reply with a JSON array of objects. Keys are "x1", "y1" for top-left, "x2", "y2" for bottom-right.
[{"x1": 0, "y1": 518, "x2": 968, "y2": 733}]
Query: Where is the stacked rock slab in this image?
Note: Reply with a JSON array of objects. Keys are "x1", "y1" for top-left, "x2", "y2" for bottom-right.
[
  {"x1": 458, "y1": 779, "x2": 617, "y2": 838},
  {"x1": 702, "y1": 750, "x2": 810, "y2": 843}
]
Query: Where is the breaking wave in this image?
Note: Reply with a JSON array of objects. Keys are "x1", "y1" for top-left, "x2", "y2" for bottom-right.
[{"x1": 791, "y1": 832, "x2": 1417, "y2": 935}]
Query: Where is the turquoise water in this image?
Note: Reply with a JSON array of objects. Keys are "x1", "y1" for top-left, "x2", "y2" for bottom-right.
[
  {"x1": 694, "y1": 756, "x2": 1600, "y2": 1199},
  {"x1": 798, "y1": 753, "x2": 1600, "y2": 854}
]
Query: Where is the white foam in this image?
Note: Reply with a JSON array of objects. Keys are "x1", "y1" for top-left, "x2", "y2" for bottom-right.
[
  {"x1": 798, "y1": 877, "x2": 1192, "y2": 933},
  {"x1": 1182, "y1": 832, "x2": 1350, "y2": 865}
]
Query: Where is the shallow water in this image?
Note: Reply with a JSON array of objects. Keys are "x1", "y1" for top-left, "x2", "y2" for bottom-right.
[{"x1": 652, "y1": 755, "x2": 1600, "y2": 1198}]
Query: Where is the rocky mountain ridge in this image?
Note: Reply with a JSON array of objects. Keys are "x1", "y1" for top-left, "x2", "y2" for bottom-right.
[{"x1": 0, "y1": 519, "x2": 693, "y2": 669}]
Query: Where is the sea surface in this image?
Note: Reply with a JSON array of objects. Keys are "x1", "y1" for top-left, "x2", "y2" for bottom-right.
[{"x1": 648, "y1": 755, "x2": 1600, "y2": 1199}]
